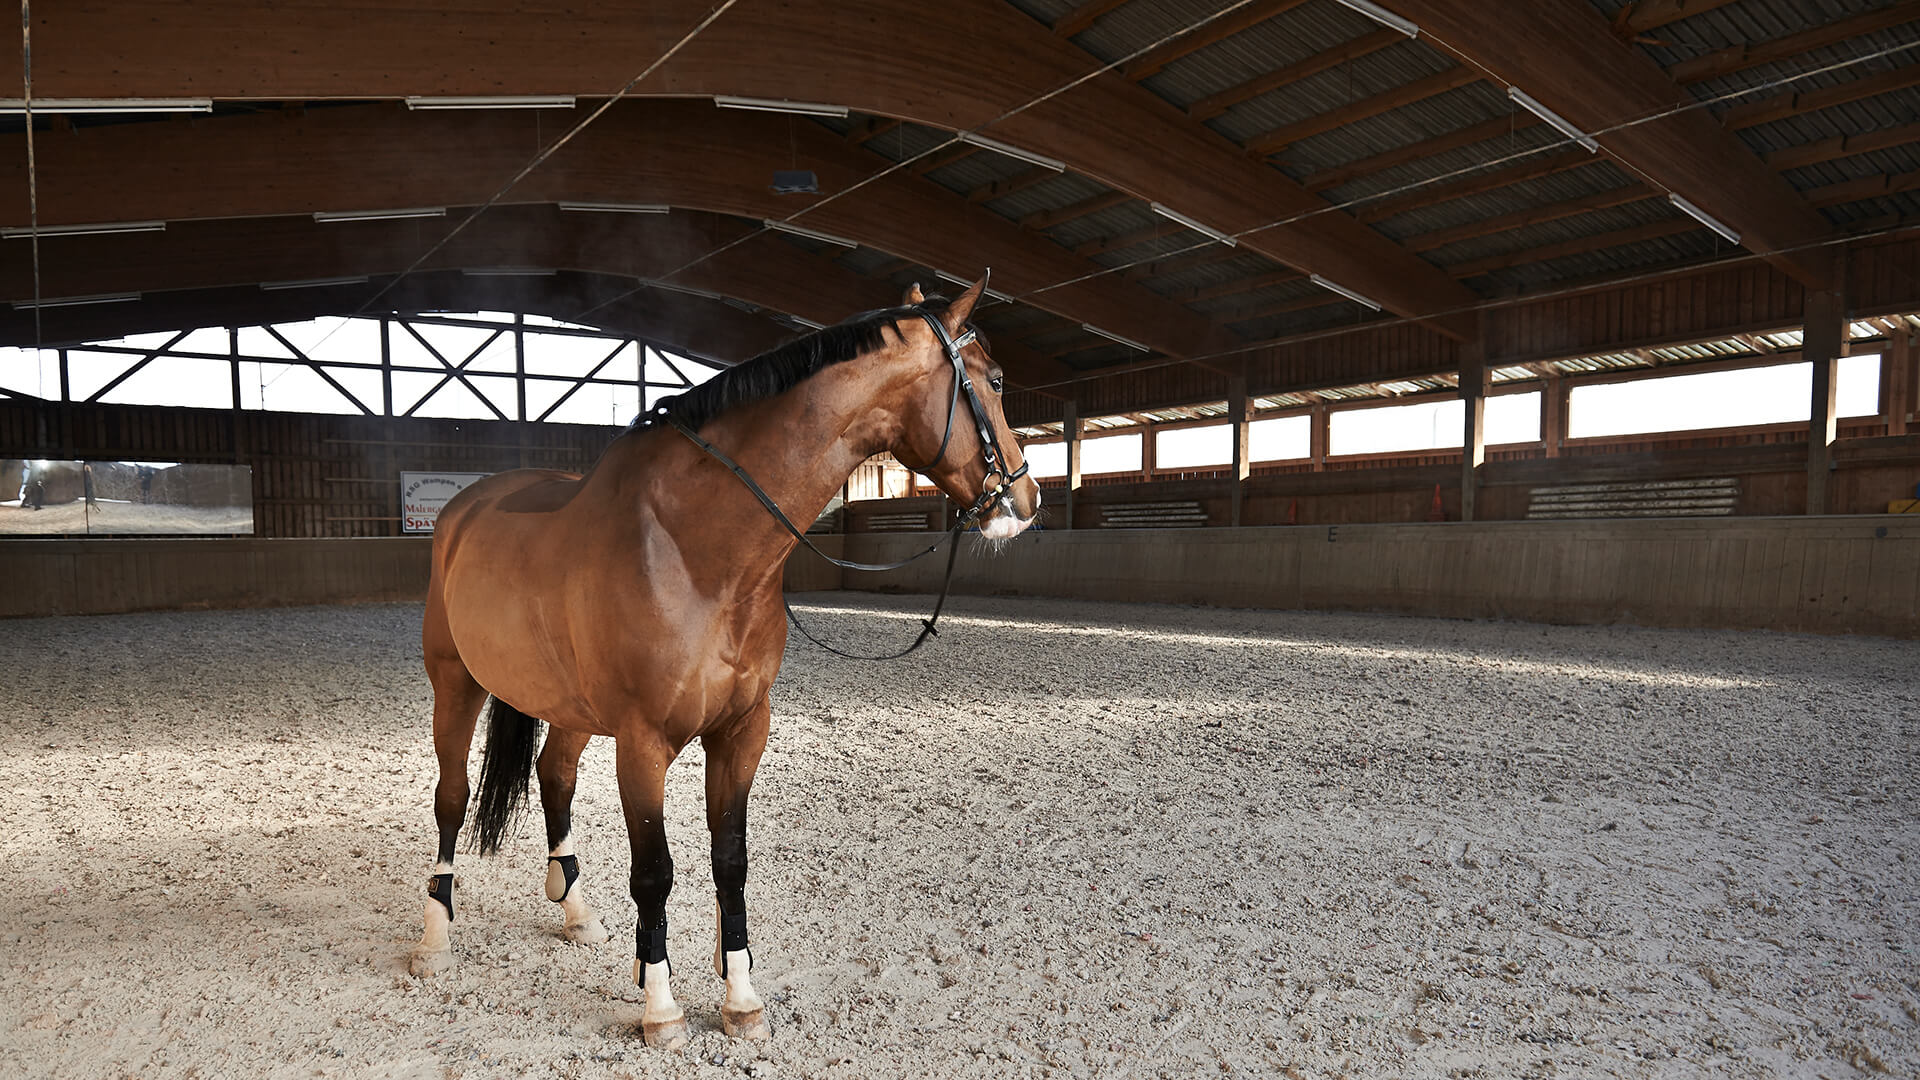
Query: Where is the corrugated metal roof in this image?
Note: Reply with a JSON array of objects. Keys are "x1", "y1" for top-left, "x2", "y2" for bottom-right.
[
  {"x1": 983, "y1": 173, "x2": 1110, "y2": 221},
  {"x1": 1207, "y1": 36, "x2": 1457, "y2": 147}
]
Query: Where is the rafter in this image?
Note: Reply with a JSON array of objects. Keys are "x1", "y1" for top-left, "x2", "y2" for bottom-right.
[
  {"x1": 1022, "y1": 191, "x2": 1133, "y2": 230},
  {"x1": 1052, "y1": 0, "x2": 1130, "y2": 38},
  {"x1": 1123, "y1": 0, "x2": 1308, "y2": 79},
  {"x1": 1722, "y1": 64, "x2": 1920, "y2": 130},
  {"x1": 1444, "y1": 218, "x2": 1701, "y2": 279},
  {"x1": 1353, "y1": 148, "x2": 1601, "y2": 225},
  {"x1": 1188, "y1": 28, "x2": 1402, "y2": 122},
  {"x1": 1247, "y1": 66, "x2": 1483, "y2": 156},
  {"x1": 967, "y1": 165, "x2": 1057, "y2": 204},
  {"x1": 1071, "y1": 221, "x2": 1184, "y2": 257},
  {"x1": 1171, "y1": 269, "x2": 1304, "y2": 303},
  {"x1": 1804, "y1": 167, "x2": 1920, "y2": 209},
  {"x1": 1613, "y1": 0, "x2": 1742, "y2": 37},
  {"x1": 1403, "y1": 186, "x2": 1656, "y2": 253},
  {"x1": 1299, "y1": 116, "x2": 1543, "y2": 194},
  {"x1": 1764, "y1": 122, "x2": 1920, "y2": 172},
  {"x1": 1669, "y1": 7, "x2": 1920, "y2": 85}
]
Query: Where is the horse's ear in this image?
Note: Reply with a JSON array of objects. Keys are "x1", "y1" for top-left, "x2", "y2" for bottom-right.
[
  {"x1": 903, "y1": 282, "x2": 925, "y2": 305},
  {"x1": 940, "y1": 270, "x2": 990, "y2": 335}
]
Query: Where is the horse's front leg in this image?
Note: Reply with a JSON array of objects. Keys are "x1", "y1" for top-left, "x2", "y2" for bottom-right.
[
  {"x1": 616, "y1": 733, "x2": 687, "y2": 1049},
  {"x1": 537, "y1": 727, "x2": 609, "y2": 944},
  {"x1": 704, "y1": 697, "x2": 771, "y2": 1041}
]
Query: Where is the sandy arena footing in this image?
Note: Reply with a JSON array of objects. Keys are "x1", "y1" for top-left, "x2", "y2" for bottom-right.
[{"x1": 2, "y1": 595, "x2": 1915, "y2": 1079}]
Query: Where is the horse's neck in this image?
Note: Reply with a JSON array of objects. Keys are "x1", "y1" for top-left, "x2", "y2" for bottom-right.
[{"x1": 619, "y1": 372, "x2": 893, "y2": 577}]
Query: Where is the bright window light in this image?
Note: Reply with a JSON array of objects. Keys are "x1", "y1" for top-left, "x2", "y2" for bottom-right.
[
  {"x1": 1570, "y1": 358, "x2": 1881, "y2": 438},
  {"x1": 1487, "y1": 392, "x2": 1541, "y2": 444},
  {"x1": 1082, "y1": 432, "x2": 1143, "y2": 474},
  {"x1": 1250, "y1": 415, "x2": 1310, "y2": 461},
  {"x1": 1155, "y1": 423, "x2": 1232, "y2": 469},
  {"x1": 1330, "y1": 399, "x2": 1463, "y2": 455},
  {"x1": 1022, "y1": 441, "x2": 1068, "y2": 479}
]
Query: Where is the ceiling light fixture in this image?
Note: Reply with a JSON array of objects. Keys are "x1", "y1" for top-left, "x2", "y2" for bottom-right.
[
  {"x1": 559, "y1": 201, "x2": 670, "y2": 214},
  {"x1": 259, "y1": 275, "x2": 370, "y2": 291},
  {"x1": 313, "y1": 207, "x2": 448, "y2": 223},
  {"x1": 956, "y1": 132, "x2": 1066, "y2": 172},
  {"x1": 763, "y1": 219, "x2": 856, "y2": 246},
  {"x1": 461, "y1": 267, "x2": 558, "y2": 277},
  {"x1": 714, "y1": 95, "x2": 848, "y2": 118},
  {"x1": 1310, "y1": 274, "x2": 1382, "y2": 310},
  {"x1": 12, "y1": 292, "x2": 140, "y2": 309},
  {"x1": 784, "y1": 313, "x2": 825, "y2": 329},
  {"x1": 1148, "y1": 203, "x2": 1236, "y2": 247},
  {"x1": 1667, "y1": 194, "x2": 1741, "y2": 244},
  {"x1": 0, "y1": 97, "x2": 210, "y2": 114},
  {"x1": 1081, "y1": 323, "x2": 1149, "y2": 351},
  {"x1": 1507, "y1": 87, "x2": 1599, "y2": 153},
  {"x1": 1, "y1": 220, "x2": 166, "y2": 239},
  {"x1": 1328, "y1": 0, "x2": 1419, "y2": 38},
  {"x1": 405, "y1": 95, "x2": 575, "y2": 110}
]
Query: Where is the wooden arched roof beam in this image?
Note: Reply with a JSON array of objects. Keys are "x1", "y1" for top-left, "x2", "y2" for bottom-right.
[
  {"x1": 1385, "y1": 0, "x2": 1837, "y2": 289},
  {"x1": 0, "y1": 0, "x2": 1481, "y2": 339},
  {"x1": 0, "y1": 206, "x2": 1068, "y2": 391},
  {"x1": 0, "y1": 270, "x2": 796, "y2": 362},
  {"x1": 0, "y1": 101, "x2": 1214, "y2": 370}
]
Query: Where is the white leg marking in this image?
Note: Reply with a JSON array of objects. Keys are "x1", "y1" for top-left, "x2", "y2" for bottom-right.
[
  {"x1": 409, "y1": 865, "x2": 456, "y2": 977},
  {"x1": 636, "y1": 958, "x2": 688, "y2": 1049},
  {"x1": 543, "y1": 835, "x2": 608, "y2": 943},
  {"x1": 715, "y1": 903, "x2": 771, "y2": 1041}
]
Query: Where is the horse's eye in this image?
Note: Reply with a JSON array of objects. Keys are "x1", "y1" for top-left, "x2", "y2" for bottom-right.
[{"x1": 989, "y1": 377, "x2": 1004, "y2": 394}]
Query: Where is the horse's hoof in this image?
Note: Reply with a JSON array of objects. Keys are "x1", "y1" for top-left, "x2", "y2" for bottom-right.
[
  {"x1": 642, "y1": 1012, "x2": 690, "y2": 1050},
  {"x1": 409, "y1": 947, "x2": 455, "y2": 977},
  {"x1": 563, "y1": 917, "x2": 609, "y2": 945},
  {"x1": 722, "y1": 1006, "x2": 772, "y2": 1042}
]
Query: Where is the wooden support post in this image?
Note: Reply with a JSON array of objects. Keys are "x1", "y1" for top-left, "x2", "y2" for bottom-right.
[
  {"x1": 1803, "y1": 267, "x2": 1847, "y2": 515},
  {"x1": 1062, "y1": 399, "x2": 1081, "y2": 530},
  {"x1": 1460, "y1": 342, "x2": 1487, "y2": 522},
  {"x1": 1140, "y1": 419, "x2": 1157, "y2": 479},
  {"x1": 1228, "y1": 376, "x2": 1250, "y2": 527},
  {"x1": 1884, "y1": 329, "x2": 1913, "y2": 437},
  {"x1": 1541, "y1": 373, "x2": 1566, "y2": 458},
  {"x1": 1309, "y1": 403, "x2": 1328, "y2": 472}
]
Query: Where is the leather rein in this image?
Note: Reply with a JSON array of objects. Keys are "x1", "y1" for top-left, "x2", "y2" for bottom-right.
[{"x1": 663, "y1": 308, "x2": 1027, "y2": 660}]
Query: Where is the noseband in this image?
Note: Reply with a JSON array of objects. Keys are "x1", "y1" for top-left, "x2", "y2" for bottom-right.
[{"x1": 662, "y1": 304, "x2": 1027, "y2": 660}]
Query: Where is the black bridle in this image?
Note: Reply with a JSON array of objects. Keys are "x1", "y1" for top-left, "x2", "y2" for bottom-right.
[{"x1": 664, "y1": 306, "x2": 1028, "y2": 660}]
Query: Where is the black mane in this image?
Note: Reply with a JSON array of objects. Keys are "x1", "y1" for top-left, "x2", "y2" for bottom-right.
[{"x1": 633, "y1": 297, "x2": 973, "y2": 435}]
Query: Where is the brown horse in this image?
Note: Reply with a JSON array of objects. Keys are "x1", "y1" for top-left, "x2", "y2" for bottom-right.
[{"x1": 409, "y1": 276, "x2": 1037, "y2": 1048}]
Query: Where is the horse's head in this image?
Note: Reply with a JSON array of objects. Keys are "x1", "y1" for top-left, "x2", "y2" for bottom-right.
[{"x1": 892, "y1": 274, "x2": 1040, "y2": 542}]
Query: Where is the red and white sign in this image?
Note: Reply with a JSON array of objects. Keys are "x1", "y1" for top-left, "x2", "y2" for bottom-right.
[{"x1": 400, "y1": 472, "x2": 489, "y2": 533}]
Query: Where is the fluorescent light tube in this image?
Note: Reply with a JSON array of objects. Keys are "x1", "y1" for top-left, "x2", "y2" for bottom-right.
[
  {"x1": 763, "y1": 219, "x2": 856, "y2": 246},
  {"x1": 313, "y1": 207, "x2": 448, "y2": 223},
  {"x1": 12, "y1": 292, "x2": 140, "y2": 309},
  {"x1": 406, "y1": 96, "x2": 574, "y2": 110},
  {"x1": 0, "y1": 97, "x2": 210, "y2": 114},
  {"x1": 1148, "y1": 203, "x2": 1236, "y2": 247},
  {"x1": 647, "y1": 280, "x2": 726, "y2": 301},
  {"x1": 933, "y1": 270, "x2": 1011, "y2": 302},
  {"x1": 2, "y1": 220, "x2": 166, "y2": 239},
  {"x1": 1328, "y1": 0, "x2": 1419, "y2": 38},
  {"x1": 1310, "y1": 274, "x2": 1383, "y2": 310},
  {"x1": 785, "y1": 314, "x2": 825, "y2": 329},
  {"x1": 956, "y1": 132, "x2": 1066, "y2": 172},
  {"x1": 1508, "y1": 87, "x2": 1598, "y2": 153},
  {"x1": 714, "y1": 95, "x2": 848, "y2": 118},
  {"x1": 259, "y1": 275, "x2": 369, "y2": 291},
  {"x1": 462, "y1": 267, "x2": 557, "y2": 277},
  {"x1": 1667, "y1": 194, "x2": 1741, "y2": 244},
  {"x1": 559, "y1": 201, "x2": 670, "y2": 214},
  {"x1": 1081, "y1": 323, "x2": 1149, "y2": 351}
]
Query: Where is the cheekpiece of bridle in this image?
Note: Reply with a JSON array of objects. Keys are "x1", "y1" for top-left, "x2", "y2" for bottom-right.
[
  {"x1": 662, "y1": 303, "x2": 1025, "y2": 661},
  {"x1": 909, "y1": 310, "x2": 1030, "y2": 526}
]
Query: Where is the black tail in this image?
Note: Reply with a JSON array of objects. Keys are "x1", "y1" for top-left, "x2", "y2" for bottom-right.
[{"x1": 471, "y1": 696, "x2": 542, "y2": 856}]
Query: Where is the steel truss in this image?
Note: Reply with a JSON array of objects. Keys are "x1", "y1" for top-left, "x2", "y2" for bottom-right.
[{"x1": 4, "y1": 311, "x2": 712, "y2": 423}]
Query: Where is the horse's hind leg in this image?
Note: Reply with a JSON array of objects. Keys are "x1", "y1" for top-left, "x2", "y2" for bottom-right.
[
  {"x1": 538, "y1": 727, "x2": 608, "y2": 944},
  {"x1": 409, "y1": 640, "x2": 488, "y2": 977},
  {"x1": 704, "y1": 697, "x2": 771, "y2": 1041}
]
